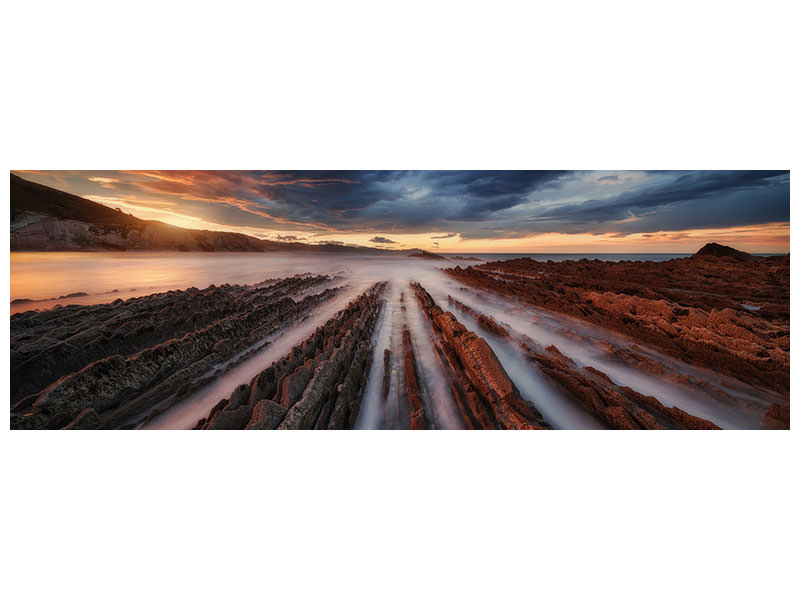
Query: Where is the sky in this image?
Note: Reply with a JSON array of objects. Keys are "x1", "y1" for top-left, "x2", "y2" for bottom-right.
[{"x1": 14, "y1": 170, "x2": 790, "y2": 253}]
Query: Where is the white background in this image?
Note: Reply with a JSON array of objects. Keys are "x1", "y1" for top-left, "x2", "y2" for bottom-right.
[{"x1": 1, "y1": 1, "x2": 797, "y2": 599}]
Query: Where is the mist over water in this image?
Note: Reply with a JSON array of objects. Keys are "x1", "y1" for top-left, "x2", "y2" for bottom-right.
[
  {"x1": 444, "y1": 306, "x2": 607, "y2": 430},
  {"x1": 11, "y1": 251, "x2": 777, "y2": 429},
  {"x1": 426, "y1": 281, "x2": 779, "y2": 429},
  {"x1": 358, "y1": 282, "x2": 401, "y2": 429},
  {"x1": 10, "y1": 252, "x2": 695, "y2": 313}
]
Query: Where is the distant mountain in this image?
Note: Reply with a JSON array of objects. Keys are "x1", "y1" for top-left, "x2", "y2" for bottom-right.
[
  {"x1": 9, "y1": 174, "x2": 386, "y2": 253},
  {"x1": 408, "y1": 250, "x2": 448, "y2": 260}
]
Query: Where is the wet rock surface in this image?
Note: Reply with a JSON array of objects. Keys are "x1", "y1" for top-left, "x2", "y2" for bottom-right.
[
  {"x1": 9, "y1": 244, "x2": 788, "y2": 430},
  {"x1": 411, "y1": 283, "x2": 550, "y2": 429},
  {"x1": 195, "y1": 283, "x2": 386, "y2": 429},
  {"x1": 11, "y1": 276, "x2": 340, "y2": 429},
  {"x1": 445, "y1": 296, "x2": 721, "y2": 429},
  {"x1": 444, "y1": 245, "x2": 789, "y2": 401},
  {"x1": 402, "y1": 327, "x2": 428, "y2": 430},
  {"x1": 761, "y1": 403, "x2": 790, "y2": 430}
]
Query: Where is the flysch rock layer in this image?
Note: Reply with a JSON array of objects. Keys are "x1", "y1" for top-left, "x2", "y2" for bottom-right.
[
  {"x1": 195, "y1": 282, "x2": 387, "y2": 430},
  {"x1": 444, "y1": 245, "x2": 789, "y2": 401},
  {"x1": 446, "y1": 296, "x2": 720, "y2": 430},
  {"x1": 10, "y1": 276, "x2": 339, "y2": 429},
  {"x1": 402, "y1": 327, "x2": 429, "y2": 430},
  {"x1": 410, "y1": 283, "x2": 550, "y2": 430}
]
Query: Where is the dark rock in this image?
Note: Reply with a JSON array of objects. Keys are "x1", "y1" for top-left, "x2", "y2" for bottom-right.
[
  {"x1": 693, "y1": 242, "x2": 753, "y2": 261},
  {"x1": 761, "y1": 403, "x2": 790, "y2": 429}
]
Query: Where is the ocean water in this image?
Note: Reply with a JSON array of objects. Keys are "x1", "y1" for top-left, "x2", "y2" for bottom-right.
[
  {"x1": 9, "y1": 251, "x2": 689, "y2": 310},
  {"x1": 9, "y1": 250, "x2": 779, "y2": 312}
]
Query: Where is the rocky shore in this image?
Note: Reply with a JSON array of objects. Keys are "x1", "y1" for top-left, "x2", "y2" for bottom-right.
[
  {"x1": 444, "y1": 244, "x2": 789, "y2": 404},
  {"x1": 194, "y1": 281, "x2": 552, "y2": 429},
  {"x1": 195, "y1": 283, "x2": 386, "y2": 429},
  {"x1": 410, "y1": 283, "x2": 550, "y2": 429},
  {"x1": 11, "y1": 276, "x2": 340, "y2": 429},
  {"x1": 9, "y1": 244, "x2": 789, "y2": 429},
  {"x1": 445, "y1": 296, "x2": 719, "y2": 429}
]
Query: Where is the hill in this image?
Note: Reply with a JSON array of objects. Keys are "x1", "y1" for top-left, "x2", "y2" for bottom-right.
[
  {"x1": 10, "y1": 174, "x2": 388, "y2": 253},
  {"x1": 692, "y1": 242, "x2": 754, "y2": 261},
  {"x1": 408, "y1": 250, "x2": 447, "y2": 260}
]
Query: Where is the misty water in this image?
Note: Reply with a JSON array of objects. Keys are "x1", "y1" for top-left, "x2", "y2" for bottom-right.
[
  {"x1": 11, "y1": 251, "x2": 778, "y2": 429},
  {"x1": 9, "y1": 252, "x2": 690, "y2": 312}
]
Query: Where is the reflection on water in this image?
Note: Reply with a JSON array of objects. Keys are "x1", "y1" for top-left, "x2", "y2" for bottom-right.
[
  {"x1": 9, "y1": 252, "x2": 694, "y2": 313},
  {"x1": 9, "y1": 252, "x2": 476, "y2": 314}
]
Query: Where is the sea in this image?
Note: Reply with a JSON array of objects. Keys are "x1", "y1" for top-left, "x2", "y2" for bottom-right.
[{"x1": 8, "y1": 250, "x2": 776, "y2": 314}]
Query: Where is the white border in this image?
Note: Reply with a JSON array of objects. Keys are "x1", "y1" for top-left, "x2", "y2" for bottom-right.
[{"x1": 2, "y1": 2, "x2": 797, "y2": 599}]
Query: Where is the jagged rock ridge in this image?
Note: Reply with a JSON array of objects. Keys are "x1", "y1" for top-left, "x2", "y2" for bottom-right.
[
  {"x1": 11, "y1": 276, "x2": 340, "y2": 429},
  {"x1": 444, "y1": 246, "x2": 789, "y2": 397}
]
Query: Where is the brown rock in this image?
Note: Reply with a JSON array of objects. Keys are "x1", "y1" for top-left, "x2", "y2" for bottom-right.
[{"x1": 761, "y1": 403, "x2": 790, "y2": 430}]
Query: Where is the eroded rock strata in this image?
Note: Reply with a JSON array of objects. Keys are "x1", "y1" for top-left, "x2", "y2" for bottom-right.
[
  {"x1": 11, "y1": 276, "x2": 339, "y2": 429},
  {"x1": 402, "y1": 327, "x2": 428, "y2": 430},
  {"x1": 9, "y1": 244, "x2": 788, "y2": 430},
  {"x1": 444, "y1": 244, "x2": 789, "y2": 398},
  {"x1": 411, "y1": 283, "x2": 550, "y2": 430},
  {"x1": 445, "y1": 296, "x2": 720, "y2": 429},
  {"x1": 195, "y1": 283, "x2": 387, "y2": 430}
]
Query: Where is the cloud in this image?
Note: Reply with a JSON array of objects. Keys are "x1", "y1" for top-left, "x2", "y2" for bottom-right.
[
  {"x1": 532, "y1": 171, "x2": 789, "y2": 234},
  {"x1": 216, "y1": 170, "x2": 570, "y2": 231},
  {"x1": 274, "y1": 234, "x2": 305, "y2": 241},
  {"x1": 16, "y1": 170, "x2": 790, "y2": 245},
  {"x1": 459, "y1": 170, "x2": 789, "y2": 238},
  {"x1": 369, "y1": 236, "x2": 396, "y2": 244}
]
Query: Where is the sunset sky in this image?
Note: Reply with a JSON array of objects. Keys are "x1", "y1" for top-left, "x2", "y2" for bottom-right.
[{"x1": 14, "y1": 170, "x2": 790, "y2": 253}]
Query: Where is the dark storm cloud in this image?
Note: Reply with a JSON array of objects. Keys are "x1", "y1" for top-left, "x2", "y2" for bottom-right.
[
  {"x1": 251, "y1": 170, "x2": 788, "y2": 238},
  {"x1": 369, "y1": 236, "x2": 396, "y2": 244},
  {"x1": 539, "y1": 171, "x2": 787, "y2": 222},
  {"x1": 249, "y1": 170, "x2": 570, "y2": 230},
  {"x1": 19, "y1": 169, "x2": 790, "y2": 240},
  {"x1": 526, "y1": 170, "x2": 789, "y2": 235}
]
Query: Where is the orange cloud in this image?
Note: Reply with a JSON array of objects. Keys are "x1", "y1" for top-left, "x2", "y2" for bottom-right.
[{"x1": 119, "y1": 170, "x2": 338, "y2": 232}]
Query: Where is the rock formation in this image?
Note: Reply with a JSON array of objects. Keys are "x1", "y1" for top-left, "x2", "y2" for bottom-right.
[
  {"x1": 195, "y1": 283, "x2": 387, "y2": 430},
  {"x1": 445, "y1": 296, "x2": 720, "y2": 429},
  {"x1": 402, "y1": 327, "x2": 428, "y2": 429},
  {"x1": 11, "y1": 276, "x2": 340, "y2": 429},
  {"x1": 444, "y1": 247, "x2": 789, "y2": 399},
  {"x1": 9, "y1": 244, "x2": 788, "y2": 430},
  {"x1": 410, "y1": 283, "x2": 550, "y2": 429}
]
